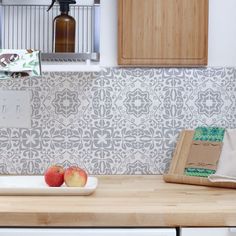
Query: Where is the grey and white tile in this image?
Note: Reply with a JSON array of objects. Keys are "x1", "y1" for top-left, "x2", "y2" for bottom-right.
[{"x1": 0, "y1": 67, "x2": 236, "y2": 175}]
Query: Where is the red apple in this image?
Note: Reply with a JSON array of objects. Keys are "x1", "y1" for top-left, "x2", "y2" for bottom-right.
[
  {"x1": 64, "y1": 166, "x2": 88, "y2": 187},
  {"x1": 44, "y1": 165, "x2": 65, "y2": 187}
]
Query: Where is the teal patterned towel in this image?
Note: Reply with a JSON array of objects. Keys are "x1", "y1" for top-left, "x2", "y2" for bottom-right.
[
  {"x1": 184, "y1": 168, "x2": 216, "y2": 177},
  {"x1": 193, "y1": 127, "x2": 225, "y2": 142},
  {"x1": 185, "y1": 127, "x2": 225, "y2": 178}
]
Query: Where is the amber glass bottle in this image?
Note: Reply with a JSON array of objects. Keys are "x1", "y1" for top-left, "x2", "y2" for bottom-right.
[
  {"x1": 48, "y1": 0, "x2": 76, "y2": 53},
  {"x1": 54, "y1": 11, "x2": 75, "y2": 52}
]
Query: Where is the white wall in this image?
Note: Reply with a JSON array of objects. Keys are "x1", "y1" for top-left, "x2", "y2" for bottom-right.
[
  {"x1": 100, "y1": 0, "x2": 117, "y2": 66},
  {"x1": 208, "y1": 0, "x2": 236, "y2": 66},
  {"x1": 100, "y1": 0, "x2": 236, "y2": 67}
]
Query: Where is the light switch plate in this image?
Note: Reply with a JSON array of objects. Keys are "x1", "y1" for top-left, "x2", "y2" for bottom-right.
[{"x1": 0, "y1": 90, "x2": 31, "y2": 128}]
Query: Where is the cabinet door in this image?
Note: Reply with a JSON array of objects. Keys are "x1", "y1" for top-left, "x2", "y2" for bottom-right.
[
  {"x1": 118, "y1": 0, "x2": 208, "y2": 66},
  {"x1": 181, "y1": 228, "x2": 236, "y2": 236}
]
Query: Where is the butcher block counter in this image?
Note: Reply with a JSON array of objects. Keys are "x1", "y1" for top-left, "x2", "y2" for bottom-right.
[{"x1": 0, "y1": 175, "x2": 236, "y2": 227}]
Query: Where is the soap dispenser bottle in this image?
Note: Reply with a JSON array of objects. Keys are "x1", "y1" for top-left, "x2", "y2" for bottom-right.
[{"x1": 48, "y1": 0, "x2": 76, "y2": 53}]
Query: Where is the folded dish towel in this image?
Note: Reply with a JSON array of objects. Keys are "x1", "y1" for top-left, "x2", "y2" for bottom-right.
[
  {"x1": 185, "y1": 127, "x2": 225, "y2": 177},
  {"x1": 193, "y1": 127, "x2": 225, "y2": 142},
  {"x1": 0, "y1": 49, "x2": 41, "y2": 79},
  {"x1": 185, "y1": 168, "x2": 216, "y2": 177},
  {"x1": 208, "y1": 129, "x2": 236, "y2": 183}
]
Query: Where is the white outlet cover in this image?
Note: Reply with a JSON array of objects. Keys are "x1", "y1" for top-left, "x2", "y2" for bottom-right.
[{"x1": 0, "y1": 90, "x2": 31, "y2": 128}]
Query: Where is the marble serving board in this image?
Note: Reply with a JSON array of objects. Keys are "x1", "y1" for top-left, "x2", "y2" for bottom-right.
[{"x1": 0, "y1": 176, "x2": 98, "y2": 196}]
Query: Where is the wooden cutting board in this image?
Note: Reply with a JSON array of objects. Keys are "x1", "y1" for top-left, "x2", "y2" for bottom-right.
[{"x1": 163, "y1": 130, "x2": 236, "y2": 189}]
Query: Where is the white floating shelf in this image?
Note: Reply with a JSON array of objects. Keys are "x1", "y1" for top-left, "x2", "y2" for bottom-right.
[{"x1": 41, "y1": 62, "x2": 101, "y2": 72}]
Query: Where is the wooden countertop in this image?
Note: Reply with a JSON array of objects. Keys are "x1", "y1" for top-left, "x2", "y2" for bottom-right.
[{"x1": 0, "y1": 176, "x2": 236, "y2": 227}]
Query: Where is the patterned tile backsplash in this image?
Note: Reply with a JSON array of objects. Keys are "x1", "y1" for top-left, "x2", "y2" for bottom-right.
[{"x1": 0, "y1": 67, "x2": 236, "y2": 175}]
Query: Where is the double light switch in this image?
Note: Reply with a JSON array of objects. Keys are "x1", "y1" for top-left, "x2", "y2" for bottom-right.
[{"x1": 0, "y1": 90, "x2": 31, "y2": 128}]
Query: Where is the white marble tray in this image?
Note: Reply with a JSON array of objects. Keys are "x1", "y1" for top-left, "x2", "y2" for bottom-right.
[{"x1": 0, "y1": 176, "x2": 98, "y2": 196}]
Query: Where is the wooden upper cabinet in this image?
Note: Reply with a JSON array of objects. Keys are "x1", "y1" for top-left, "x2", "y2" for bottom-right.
[{"x1": 118, "y1": 0, "x2": 209, "y2": 66}]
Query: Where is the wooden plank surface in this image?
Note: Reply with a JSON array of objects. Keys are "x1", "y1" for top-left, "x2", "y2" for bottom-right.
[
  {"x1": 168, "y1": 130, "x2": 194, "y2": 174},
  {"x1": 0, "y1": 176, "x2": 236, "y2": 227},
  {"x1": 164, "y1": 131, "x2": 236, "y2": 189},
  {"x1": 118, "y1": 0, "x2": 208, "y2": 66}
]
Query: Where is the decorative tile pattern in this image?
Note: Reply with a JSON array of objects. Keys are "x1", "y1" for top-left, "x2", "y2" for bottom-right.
[
  {"x1": 53, "y1": 89, "x2": 80, "y2": 118},
  {"x1": 124, "y1": 89, "x2": 152, "y2": 117},
  {"x1": 0, "y1": 67, "x2": 236, "y2": 175},
  {"x1": 196, "y1": 89, "x2": 224, "y2": 117}
]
